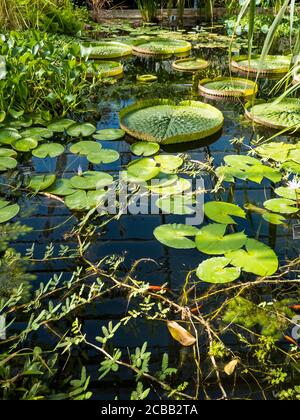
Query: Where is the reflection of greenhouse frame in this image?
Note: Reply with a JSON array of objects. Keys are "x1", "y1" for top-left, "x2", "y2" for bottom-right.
[
  {"x1": 231, "y1": 54, "x2": 291, "y2": 76},
  {"x1": 199, "y1": 77, "x2": 258, "y2": 99},
  {"x1": 119, "y1": 99, "x2": 224, "y2": 144},
  {"x1": 172, "y1": 57, "x2": 209, "y2": 72}
]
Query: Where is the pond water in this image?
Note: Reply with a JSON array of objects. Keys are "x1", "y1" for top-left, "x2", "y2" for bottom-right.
[{"x1": 6, "y1": 38, "x2": 300, "y2": 399}]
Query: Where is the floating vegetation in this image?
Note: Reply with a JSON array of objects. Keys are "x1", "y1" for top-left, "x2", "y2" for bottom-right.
[
  {"x1": 119, "y1": 99, "x2": 224, "y2": 144},
  {"x1": 231, "y1": 55, "x2": 291, "y2": 76},
  {"x1": 172, "y1": 57, "x2": 209, "y2": 72},
  {"x1": 133, "y1": 39, "x2": 192, "y2": 56},
  {"x1": 246, "y1": 98, "x2": 300, "y2": 131},
  {"x1": 86, "y1": 41, "x2": 132, "y2": 59},
  {"x1": 199, "y1": 77, "x2": 258, "y2": 99},
  {"x1": 136, "y1": 74, "x2": 158, "y2": 83},
  {"x1": 87, "y1": 61, "x2": 124, "y2": 78}
]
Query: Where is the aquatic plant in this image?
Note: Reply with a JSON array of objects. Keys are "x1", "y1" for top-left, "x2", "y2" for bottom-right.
[
  {"x1": 119, "y1": 99, "x2": 224, "y2": 144},
  {"x1": 87, "y1": 42, "x2": 132, "y2": 59},
  {"x1": 199, "y1": 77, "x2": 258, "y2": 98},
  {"x1": 87, "y1": 61, "x2": 124, "y2": 78},
  {"x1": 172, "y1": 58, "x2": 209, "y2": 73},
  {"x1": 133, "y1": 39, "x2": 192, "y2": 56},
  {"x1": 231, "y1": 55, "x2": 291, "y2": 75}
]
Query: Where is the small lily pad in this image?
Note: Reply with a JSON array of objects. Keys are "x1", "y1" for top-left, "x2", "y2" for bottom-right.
[
  {"x1": 46, "y1": 179, "x2": 76, "y2": 196},
  {"x1": 0, "y1": 148, "x2": 17, "y2": 158},
  {"x1": 131, "y1": 142, "x2": 160, "y2": 157},
  {"x1": 127, "y1": 158, "x2": 160, "y2": 182},
  {"x1": 0, "y1": 156, "x2": 18, "y2": 171},
  {"x1": 29, "y1": 174, "x2": 57, "y2": 192},
  {"x1": 65, "y1": 189, "x2": 107, "y2": 211},
  {"x1": 0, "y1": 129, "x2": 21, "y2": 145},
  {"x1": 262, "y1": 212, "x2": 286, "y2": 225},
  {"x1": 0, "y1": 200, "x2": 20, "y2": 223},
  {"x1": 154, "y1": 155, "x2": 183, "y2": 173},
  {"x1": 67, "y1": 123, "x2": 96, "y2": 137},
  {"x1": 12, "y1": 137, "x2": 38, "y2": 152},
  {"x1": 156, "y1": 195, "x2": 195, "y2": 215},
  {"x1": 204, "y1": 201, "x2": 246, "y2": 224},
  {"x1": 70, "y1": 171, "x2": 113, "y2": 190},
  {"x1": 154, "y1": 224, "x2": 199, "y2": 249},
  {"x1": 264, "y1": 198, "x2": 298, "y2": 214},
  {"x1": 93, "y1": 129, "x2": 125, "y2": 141},
  {"x1": 21, "y1": 127, "x2": 53, "y2": 139},
  {"x1": 32, "y1": 143, "x2": 65, "y2": 158},
  {"x1": 196, "y1": 257, "x2": 241, "y2": 284},
  {"x1": 87, "y1": 149, "x2": 120, "y2": 164},
  {"x1": 70, "y1": 141, "x2": 102, "y2": 155},
  {"x1": 48, "y1": 119, "x2": 76, "y2": 132}
]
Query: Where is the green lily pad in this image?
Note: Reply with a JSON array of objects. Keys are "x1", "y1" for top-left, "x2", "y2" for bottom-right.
[
  {"x1": 12, "y1": 137, "x2": 38, "y2": 152},
  {"x1": 0, "y1": 200, "x2": 20, "y2": 223},
  {"x1": 131, "y1": 142, "x2": 160, "y2": 157},
  {"x1": 262, "y1": 212, "x2": 286, "y2": 225},
  {"x1": 87, "y1": 149, "x2": 120, "y2": 164},
  {"x1": 275, "y1": 186, "x2": 300, "y2": 200},
  {"x1": 21, "y1": 127, "x2": 53, "y2": 139},
  {"x1": 204, "y1": 201, "x2": 246, "y2": 224},
  {"x1": 154, "y1": 155, "x2": 183, "y2": 173},
  {"x1": 64, "y1": 189, "x2": 107, "y2": 211},
  {"x1": 154, "y1": 224, "x2": 199, "y2": 249},
  {"x1": 0, "y1": 148, "x2": 17, "y2": 158},
  {"x1": 149, "y1": 177, "x2": 191, "y2": 195},
  {"x1": 67, "y1": 123, "x2": 96, "y2": 137},
  {"x1": 70, "y1": 141, "x2": 102, "y2": 155},
  {"x1": 225, "y1": 238, "x2": 278, "y2": 276},
  {"x1": 0, "y1": 156, "x2": 18, "y2": 171},
  {"x1": 264, "y1": 198, "x2": 298, "y2": 214},
  {"x1": 148, "y1": 173, "x2": 178, "y2": 189},
  {"x1": 70, "y1": 171, "x2": 113, "y2": 190},
  {"x1": 46, "y1": 179, "x2": 76, "y2": 196},
  {"x1": 127, "y1": 158, "x2": 160, "y2": 182},
  {"x1": 196, "y1": 257, "x2": 241, "y2": 284},
  {"x1": 29, "y1": 174, "x2": 57, "y2": 192},
  {"x1": 93, "y1": 129, "x2": 125, "y2": 141},
  {"x1": 0, "y1": 129, "x2": 21, "y2": 145},
  {"x1": 48, "y1": 119, "x2": 76, "y2": 132},
  {"x1": 195, "y1": 223, "x2": 247, "y2": 255},
  {"x1": 255, "y1": 142, "x2": 295, "y2": 163},
  {"x1": 32, "y1": 143, "x2": 65, "y2": 158},
  {"x1": 281, "y1": 161, "x2": 300, "y2": 174}
]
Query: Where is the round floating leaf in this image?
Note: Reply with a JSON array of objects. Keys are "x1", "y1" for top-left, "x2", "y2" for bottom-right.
[
  {"x1": 196, "y1": 257, "x2": 241, "y2": 284},
  {"x1": 172, "y1": 58, "x2": 209, "y2": 72},
  {"x1": 156, "y1": 195, "x2": 195, "y2": 215},
  {"x1": 127, "y1": 158, "x2": 160, "y2": 182},
  {"x1": 0, "y1": 148, "x2": 17, "y2": 158},
  {"x1": 149, "y1": 177, "x2": 191, "y2": 195},
  {"x1": 131, "y1": 142, "x2": 160, "y2": 157},
  {"x1": 70, "y1": 171, "x2": 113, "y2": 190},
  {"x1": 32, "y1": 143, "x2": 65, "y2": 158},
  {"x1": 87, "y1": 61, "x2": 123, "y2": 78},
  {"x1": 87, "y1": 42, "x2": 132, "y2": 59},
  {"x1": 199, "y1": 77, "x2": 258, "y2": 98},
  {"x1": 12, "y1": 137, "x2": 38, "y2": 152},
  {"x1": 48, "y1": 119, "x2": 75, "y2": 132},
  {"x1": 148, "y1": 173, "x2": 178, "y2": 190},
  {"x1": 46, "y1": 179, "x2": 76, "y2": 196},
  {"x1": 225, "y1": 238, "x2": 278, "y2": 276},
  {"x1": 0, "y1": 129, "x2": 21, "y2": 145},
  {"x1": 204, "y1": 201, "x2": 246, "y2": 224},
  {"x1": 65, "y1": 189, "x2": 107, "y2": 211},
  {"x1": 120, "y1": 99, "x2": 224, "y2": 144},
  {"x1": 133, "y1": 39, "x2": 192, "y2": 56},
  {"x1": 247, "y1": 99, "x2": 300, "y2": 132},
  {"x1": 264, "y1": 198, "x2": 298, "y2": 214},
  {"x1": 153, "y1": 224, "x2": 199, "y2": 249},
  {"x1": 281, "y1": 161, "x2": 300, "y2": 174},
  {"x1": 67, "y1": 123, "x2": 96, "y2": 137},
  {"x1": 0, "y1": 200, "x2": 20, "y2": 223},
  {"x1": 137, "y1": 74, "x2": 158, "y2": 83},
  {"x1": 195, "y1": 223, "x2": 247, "y2": 255},
  {"x1": 21, "y1": 127, "x2": 53, "y2": 139},
  {"x1": 29, "y1": 174, "x2": 56, "y2": 192},
  {"x1": 262, "y1": 212, "x2": 286, "y2": 225},
  {"x1": 154, "y1": 155, "x2": 183, "y2": 172},
  {"x1": 0, "y1": 156, "x2": 18, "y2": 171},
  {"x1": 87, "y1": 149, "x2": 120, "y2": 164},
  {"x1": 275, "y1": 186, "x2": 300, "y2": 200},
  {"x1": 231, "y1": 55, "x2": 291, "y2": 75},
  {"x1": 70, "y1": 141, "x2": 102, "y2": 156},
  {"x1": 93, "y1": 129, "x2": 125, "y2": 141},
  {"x1": 255, "y1": 142, "x2": 296, "y2": 163}
]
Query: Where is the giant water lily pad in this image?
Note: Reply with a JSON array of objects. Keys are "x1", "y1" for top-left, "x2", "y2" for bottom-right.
[
  {"x1": 196, "y1": 257, "x2": 241, "y2": 284},
  {"x1": 247, "y1": 99, "x2": 300, "y2": 132},
  {"x1": 231, "y1": 55, "x2": 291, "y2": 75},
  {"x1": 67, "y1": 123, "x2": 96, "y2": 137},
  {"x1": 199, "y1": 77, "x2": 258, "y2": 98},
  {"x1": 133, "y1": 39, "x2": 192, "y2": 56},
  {"x1": 87, "y1": 42, "x2": 132, "y2": 59},
  {"x1": 87, "y1": 61, "x2": 123, "y2": 78},
  {"x1": 70, "y1": 171, "x2": 113, "y2": 190},
  {"x1": 93, "y1": 129, "x2": 125, "y2": 141},
  {"x1": 264, "y1": 198, "x2": 298, "y2": 214},
  {"x1": 154, "y1": 224, "x2": 199, "y2": 249},
  {"x1": 195, "y1": 223, "x2": 247, "y2": 255},
  {"x1": 29, "y1": 175, "x2": 57, "y2": 192},
  {"x1": 204, "y1": 202, "x2": 246, "y2": 224},
  {"x1": 120, "y1": 99, "x2": 224, "y2": 144},
  {"x1": 225, "y1": 238, "x2": 278, "y2": 276},
  {"x1": 0, "y1": 200, "x2": 20, "y2": 223},
  {"x1": 48, "y1": 119, "x2": 75, "y2": 132},
  {"x1": 32, "y1": 143, "x2": 65, "y2": 158},
  {"x1": 172, "y1": 58, "x2": 209, "y2": 72}
]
